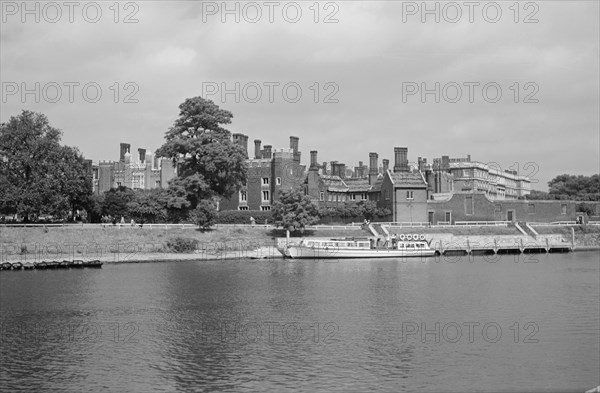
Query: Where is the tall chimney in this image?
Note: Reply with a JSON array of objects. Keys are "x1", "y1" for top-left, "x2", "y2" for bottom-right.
[
  {"x1": 369, "y1": 152, "x2": 378, "y2": 185},
  {"x1": 310, "y1": 150, "x2": 318, "y2": 170},
  {"x1": 330, "y1": 161, "x2": 338, "y2": 177},
  {"x1": 383, "y1": 159, "x2": 389, "y2": 173},
  {"x1": 338, "y1": 163, "x2": 346, "y2": 179},
  {"x1": 254, "y1": 139, "x2": 261, "y2": 159},
  {"x1": 442, "y1": 155, "x2": 450, "y2": 171},
  {"x1": 289, "y1": 136, "x2": 299, "y2": 152},
  {"x1": 233, "y1": 133, "x2": 248, "y2": 158},
  {"x1": 263, "y1": 145, "x2": 272, "y2": 159},
  {"x1": 120, "y1": 143, "x2": 130, "y2": 162},
  {"x1": 400, "y1": 147, "x2": 409, "y2": 172},
  {"x1": 138, "y1": 148, "x2": 146, "y2": 164},
  {"x1": 322, "y1": 162, "x2": 328, "y2": 175}
]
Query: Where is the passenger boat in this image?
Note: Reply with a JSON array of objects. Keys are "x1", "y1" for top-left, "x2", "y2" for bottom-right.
[{"x1": 280, "y1": 236, "x2": 436, "y2": 259}]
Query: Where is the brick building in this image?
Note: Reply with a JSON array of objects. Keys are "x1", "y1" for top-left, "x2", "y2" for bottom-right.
[
  {"x1": 219, "y1": 135, "x2": 306, "y2": 211},
  {"x1": 93, "y1": 143, "x2": 176, "y2": 194}
]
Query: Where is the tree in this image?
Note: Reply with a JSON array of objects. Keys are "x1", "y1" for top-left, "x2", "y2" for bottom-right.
[
  {"x1": 127, "y1": 189, "x2": 169, "y2": 223},
  {"x1": 0, "y1": 111, "x2": 92, "y2": 220},
  {"x1": 272, "y1": 188, "x2": 320, "y2": 233},
  {"x1": 189, "y1": 199, "x2": 217, "y2": 229},
  {"x1": 155, "y1": 97, "x2": 248, "y2": 214},
  {"x1": 548, "y1": 174, "x2": 599, "y2": 201},
  {"x1": 101, "y1": 186, "x2": 135, "y2": 219}
]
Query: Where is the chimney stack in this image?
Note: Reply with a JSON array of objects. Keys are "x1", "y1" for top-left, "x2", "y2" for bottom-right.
[
  {"x1": 383, "y1": 159, "x2": 389, "y2": 173},
  {"x1": 442, "y1": 155, "x2": 450, "y2": 171},
  {"x1": 394, "y1": 147, "x2": 409, "y2": 172},
  {"x1": 322, "y1": 162, "x2": 327, "y2": 175},
  {"x1": 289, "y1": 136, "x2": 299, "y2": 153},
  {"x1": 310, "y1": 150, "x2": 318, "y2": 170},
  {"x1": 233, "y1": 133, "x2": 248, "y2": 158},
  {"x1": 330, "y1": 161, "x2": 338, "y2": 177},
  {"x1": 119, "y1": 143, "x2": 130, "y2": 162},
  {"x1": 254, "y1": 139, "x2": 261, "y2": 159},
  {"x1": 263, "y1": 145, "x2": 272, "y2": 159},
  {"x1": 369, "y1": 152, "x2": 378, "y2": 185},
  {"x1": 338, "y1": 163, "x2": 346, "y2": 179},
  {"x1": 138, "y1": 148, "x2": 146, "y2": 164}
]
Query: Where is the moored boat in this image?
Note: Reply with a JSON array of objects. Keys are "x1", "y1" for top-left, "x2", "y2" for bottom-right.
[
  {"x1": 281, "y1": 236, "x2": 436, "y2": 259},
  {"x1": 83, "y1": 260, "x2": 103, "y2": 268}
]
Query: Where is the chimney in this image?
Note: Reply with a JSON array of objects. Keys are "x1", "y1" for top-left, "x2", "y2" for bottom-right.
[
  {"x1": 119, "y1": 143, "x2": 130, "y2": 162},
  {"x1": 330, "y1": 161, "x2": 338, "y2": 176},
  {"x1": 138, "y1": 148, "x2": 146, "y2": 164},
  {"x1": 338, "y1": 163, "x2": 346, "y2": 179},
  {"x1": 369, "y1": 152, "x2": 378, "y2": 185},
  {"x1": 310, "y1": 150, "x2": 318, "y2": 170},
  {"x1": 322, "y1": 162, "x2": 328, "y2": 175},
  {"x1": 394, "y1": 147, "x2": 409, "y2": 172},
  {"x1": 442, "y1": 155, "x2": 450, "y2": 171},
  {"x1": 383, "y1": 159, "x2": 389, "y2": 173},
  {"x1": 289, "y1": 136, "x2": 299, "y2": 153},
  {"x1": 263, "y1": 145, "x2": 272, "y2": 159},
  {"x1": 467, "y1": 154, "x2": 471, "y2": 162},
  {"x1": 400, "y1": 147, "x2": 409, "y2": 172},
  {"x1": 254, "y1": 139, "x2": 261, "y2": 159},
  {"x1": 233, "y1": 133, "x2": 248, "y2": 158}
]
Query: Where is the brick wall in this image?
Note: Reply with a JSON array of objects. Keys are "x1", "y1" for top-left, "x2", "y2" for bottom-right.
[{"x1": 427, "y1": 193, "x2": 600, "y2": 223}]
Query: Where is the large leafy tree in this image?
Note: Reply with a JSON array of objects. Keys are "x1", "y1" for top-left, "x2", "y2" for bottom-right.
[
  {"x1": 272, "y1": 188, "x2": 320, "y2": 233},
  {"x1": 101, "y1": 186, "x2": 135, "y2": 219},
  {"x1": 0, "y1": 111, "x2": 92, "y2": 220},
  {"x1": 126, "y1": 188, "x2": 170, "y2": 223},
  {"x1": 548, "y1": 174, "x2": 599, "y2": 201},
  {"x1": 155, "y1": 97, "x2": 248, "y2": 216}
]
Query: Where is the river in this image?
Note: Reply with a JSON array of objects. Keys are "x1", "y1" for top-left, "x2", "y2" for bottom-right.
[{"x1": 1, "y1": 252, "x2": 598, "y2": 392}]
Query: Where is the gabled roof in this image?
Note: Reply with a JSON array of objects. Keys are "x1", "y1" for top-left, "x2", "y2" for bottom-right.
[{"x1": 387, "y1": 170, "x2": 427, "y2": 188}]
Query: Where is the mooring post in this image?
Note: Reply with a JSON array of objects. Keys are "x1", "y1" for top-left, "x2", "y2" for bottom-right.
[{"x1": 571, "y1": 227, "x2": 575, "y2": 250}]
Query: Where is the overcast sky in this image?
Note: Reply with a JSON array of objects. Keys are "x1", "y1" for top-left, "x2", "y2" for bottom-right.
[{"x1": 1, "y1": 0, "x2": 598, "y2": 190}]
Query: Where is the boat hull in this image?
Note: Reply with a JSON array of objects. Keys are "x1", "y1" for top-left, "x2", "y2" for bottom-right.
[{"x1": 286, "y1": 246, "x2": 436, "y2": 259}]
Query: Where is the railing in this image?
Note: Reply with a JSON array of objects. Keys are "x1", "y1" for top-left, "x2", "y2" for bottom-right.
[
  {"x1": 453, "y1": 221, "x2": 510, "y2": 226},
  {"x1": 380, "y1": 222, "x2": 430, "y2": 227},
  {"x1": 529, "y1": 221, "x2": 577, "y2": 226}
]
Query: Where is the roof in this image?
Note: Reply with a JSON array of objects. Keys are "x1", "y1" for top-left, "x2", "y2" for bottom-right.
[
  {"x1": 319, "y1": 174, "x2": 374, "y2": 193},
  {"x1": 387, "y1": 170, "x2": 427, "y2": 188}
]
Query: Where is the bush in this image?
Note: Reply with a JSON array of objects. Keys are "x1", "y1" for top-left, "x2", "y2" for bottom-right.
[
  {"x1": 215, "y1": 210, "x2": 273, "y2": 224},
  {"x1": 166, "y1": 237, "x2": 199, "y2": 253}
]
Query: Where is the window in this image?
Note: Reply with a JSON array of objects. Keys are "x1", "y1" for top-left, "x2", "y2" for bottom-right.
[
  {"x1": 465, "y1": 196, "x2": 473, "y2": 215},
  {"x1": 262, "y1": 191, "x2": 270, "y2": 201},
  {"x1": 328, "y1": 194, "x2": 332, "y2": 201},
  {"x1": 349, "y1": 194, "x2": 356, "y2": 201},
  {"x1": 155, "y1": 180, "x2": 161, "y2": 188},
  {"x1": 239, "y1": 206, "x2": 249, "y2": 211},
  {"x1": 361, "y1": 193, "x2": 368, "y2": 200},
  {"x1": 561, "y1": 204, "x2": 567, "y2": 215},
  {"x1": 445, "y1": 211, "x2": 451, "y2": 223},
  {"x1": 528, "y1": 204, "x2": 535, "y2": 214},
  {"x1": 261, "y1": 206, "x2": 271, "y2": 211},
  {"x1": 320, "y1": 192, "x2": 324, "y2": 201},
  {"x1": 406, "y1": 191, "x2": 414, "y2": 200},
  {"x1": 240, "y1": 191, "x2": 247, "y2": 202},
  {"x1": 116, "y1": 182, "x2": 122, "y2": 187},
  {"x1": 276, "y1": 177, "x2": 282, "y2": 185},
  {"x1": 262, "y1": 177, "x2": 269, "y2": 185}
]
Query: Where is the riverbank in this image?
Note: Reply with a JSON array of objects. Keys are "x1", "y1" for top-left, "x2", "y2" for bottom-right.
[{"x1": 1, "y1": 225, "x2": 598, "y2": 264}]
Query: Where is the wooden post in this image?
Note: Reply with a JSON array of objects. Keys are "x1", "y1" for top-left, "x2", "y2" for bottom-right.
[
  {"x1": 571, "y1": 227, "x2": 575, "y2": 250},
  {"x1": 286, "y1": 230, "x2": 290, "y2": 246}
]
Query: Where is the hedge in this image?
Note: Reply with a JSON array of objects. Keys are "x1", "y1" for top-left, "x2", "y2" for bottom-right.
[{"x1": 215, "y1": 210, "x2": 274, "y2": 224}]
